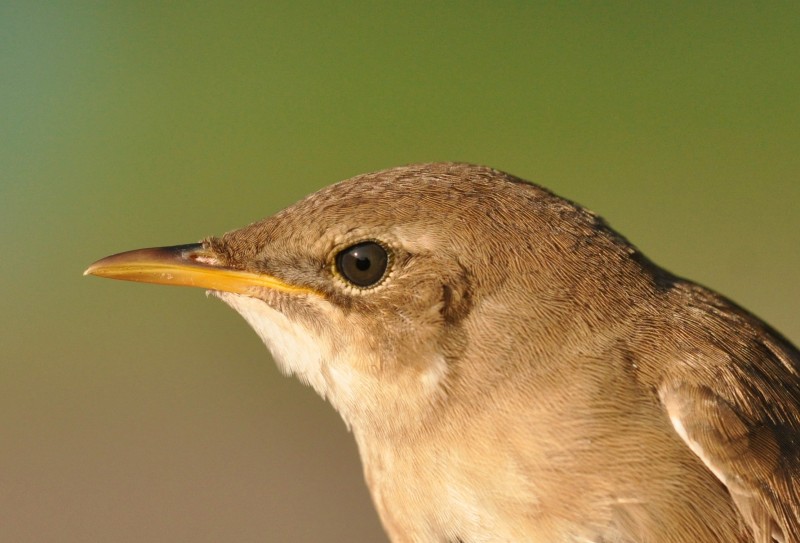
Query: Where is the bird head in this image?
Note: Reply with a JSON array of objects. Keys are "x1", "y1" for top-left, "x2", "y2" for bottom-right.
[{"x1": 86, "y1": 162, "x2": 640, "y2": 437}]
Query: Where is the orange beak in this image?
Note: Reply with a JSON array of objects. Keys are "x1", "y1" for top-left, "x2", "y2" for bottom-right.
[{"x1": 84, "y1": 243, "x2": 317, "y2": 297}]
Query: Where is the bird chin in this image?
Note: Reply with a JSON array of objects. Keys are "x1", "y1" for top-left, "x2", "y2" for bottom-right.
[{"x1": 209, "y1": 290, "x2": 330, "y2": 400}]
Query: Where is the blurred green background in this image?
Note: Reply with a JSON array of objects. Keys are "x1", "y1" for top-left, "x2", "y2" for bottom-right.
[{"x1": 2, "y1": 2, "x2": 798, "y2": 541}]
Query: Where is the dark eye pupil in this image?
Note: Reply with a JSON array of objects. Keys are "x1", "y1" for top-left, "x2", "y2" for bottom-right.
[
  {"x1": 336, "y1": 241, "x2": 388, "y2": 287},
  {"x1": 355, "y1": 257, "x2": 370, "y2": 271}
]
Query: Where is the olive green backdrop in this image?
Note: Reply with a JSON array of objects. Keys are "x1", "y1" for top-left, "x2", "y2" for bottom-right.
[{"x1": 2, "y1": 2, "x2": 798, "y2": 542}]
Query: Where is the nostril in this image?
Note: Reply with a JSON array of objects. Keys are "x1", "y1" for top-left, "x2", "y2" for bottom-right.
[{"x1": 180, "y1": 244, "x2": 219, "y2": 266}]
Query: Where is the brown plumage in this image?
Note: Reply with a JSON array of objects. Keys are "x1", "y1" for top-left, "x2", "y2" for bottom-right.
[{"x1": 86, "y1": 163, "x2": 800, "y2": 542}]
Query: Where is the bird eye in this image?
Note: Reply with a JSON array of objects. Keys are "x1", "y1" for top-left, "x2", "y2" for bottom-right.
[{"x1": 335, "y1": 241, "x2": 389, "y2": 288}]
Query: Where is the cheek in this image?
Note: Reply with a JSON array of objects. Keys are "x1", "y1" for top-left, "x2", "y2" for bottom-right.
[{"x1": 381, "y1": 298, "x2": 448, "y2": 355}]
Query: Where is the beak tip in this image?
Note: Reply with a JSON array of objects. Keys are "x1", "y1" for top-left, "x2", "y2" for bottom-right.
[{"x1": 84, "y1": 258, "x2": 108, "y2": 277}]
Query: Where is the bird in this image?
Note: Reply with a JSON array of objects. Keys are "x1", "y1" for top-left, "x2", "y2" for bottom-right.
[{"x1": 85, "y1": 162, "x2": 800, "y2": 542}]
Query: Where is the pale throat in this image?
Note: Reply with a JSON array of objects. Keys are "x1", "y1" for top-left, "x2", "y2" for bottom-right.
[{"x1": 211, "y1": 292, "x2": 450, "y2": 432}]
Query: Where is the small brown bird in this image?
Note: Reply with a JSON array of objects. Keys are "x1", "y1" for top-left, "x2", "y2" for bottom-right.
[{"x1": 86, "y1": 163, "x2": 800, "y2": 542}]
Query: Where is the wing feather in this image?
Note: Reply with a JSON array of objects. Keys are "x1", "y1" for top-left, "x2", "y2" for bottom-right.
[{"x1": 662, "y1": 369, "x2": 800, "y2": 542}]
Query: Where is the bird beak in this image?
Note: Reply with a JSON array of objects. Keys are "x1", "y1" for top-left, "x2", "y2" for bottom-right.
[{"x1": 84, "y1": 243, "x2": 315, "y2": 296}]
